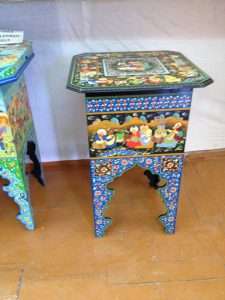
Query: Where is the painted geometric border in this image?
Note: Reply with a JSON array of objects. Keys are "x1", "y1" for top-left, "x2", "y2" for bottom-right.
[{"x1": 86, "y1": 92, "x2": 192, "y2": 113}]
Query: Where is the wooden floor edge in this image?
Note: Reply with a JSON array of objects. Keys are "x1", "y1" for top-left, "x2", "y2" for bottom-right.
[
  {"x1": 36, "y1": 148, "x2": 225, "y2": 168},
  {"x1": 184, "y1": 148, "x2": 225, "y2": 161}
]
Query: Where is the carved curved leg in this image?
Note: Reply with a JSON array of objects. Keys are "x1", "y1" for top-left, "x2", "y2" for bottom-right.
[
  {"x1": 0, "y1": 158, "x2": 34, "y2": 230},
  {"x1": 90, "y1": 155, "x2": 184, "y2": 237},
  {"x1": 90, "y1": 158, "x2": 137, "y2": 237},
  {"x1": 90, "y1": 159, "x2": 114, "y2": 237}
]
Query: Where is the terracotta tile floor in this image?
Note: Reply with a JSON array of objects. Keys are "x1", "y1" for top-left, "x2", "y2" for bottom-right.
[{"x1": 0, "y1": 156, "x2": 225, "y2": 299}]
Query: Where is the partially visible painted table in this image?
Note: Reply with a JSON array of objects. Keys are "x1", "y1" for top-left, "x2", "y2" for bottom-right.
[
  {"x1": 67, "y1": 51, "x2": 213, "y2": 237},
  {"x1": 0, "y1": 41, "x2": 44, "y2": 230}
]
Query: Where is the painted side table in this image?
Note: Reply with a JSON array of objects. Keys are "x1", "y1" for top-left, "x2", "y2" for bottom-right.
[
  {"x1": 67, "y1": 51, "x2": 213, "y2": 237},
  {"x1": 0, "y1": 41, "x2": 44, "y2": 230}
]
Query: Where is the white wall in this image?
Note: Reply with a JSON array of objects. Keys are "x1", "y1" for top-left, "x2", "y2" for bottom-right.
[{"x1": 0, "y1": 0, "x2": 225, "y2": 162}]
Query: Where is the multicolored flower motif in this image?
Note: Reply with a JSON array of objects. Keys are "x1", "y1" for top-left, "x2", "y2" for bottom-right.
[
  {"x1": 161, "y1": 157, "x2": 180, "y2": 172},
  {"x1": 69, "y1": 51, "x2": 212, "y2": 92},
  {"x1": 94, "y1": 162, "x2": 112, "y2": 176}
]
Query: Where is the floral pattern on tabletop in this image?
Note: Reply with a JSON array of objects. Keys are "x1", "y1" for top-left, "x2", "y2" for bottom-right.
[{"x1": 69, "y1": 51, "x2": 213, "y2": 92}]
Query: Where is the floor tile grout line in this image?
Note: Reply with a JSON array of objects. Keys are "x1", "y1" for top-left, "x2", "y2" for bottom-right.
[
  {"x1": 22, "y1": 271, "x2": 107, "y2": 284},
  {"x1": 15, "y1": 268, "x2": 25, "y2": 300},
  {"x1": 109, "y1": 276, "x2": 225, "y2": 286}
]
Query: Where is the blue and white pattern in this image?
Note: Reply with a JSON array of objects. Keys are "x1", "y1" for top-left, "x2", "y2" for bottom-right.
[
  {"x1": 90, "y1": 155, "x2": 183, "y2": 237},
  {"x1": 86, "y1": 93, "x2": 192, "y2": 113}
]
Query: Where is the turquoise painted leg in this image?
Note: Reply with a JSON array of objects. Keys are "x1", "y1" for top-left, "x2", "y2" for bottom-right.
[
  {"x1": 90, "y1": 159, "x2": 114, "y2": 237},
  {"x1": 90, "y1": 155, "x2": 184, "y2": 237},
  {"x1": 90, "y1": 158, "x2": 136, "y2": 237},
  {"x1": 0, "y1": 159, "x2": 35, "y2": 230},
  {"x1": 158, "y1": 170, "x2": 183, "y2": 234}
]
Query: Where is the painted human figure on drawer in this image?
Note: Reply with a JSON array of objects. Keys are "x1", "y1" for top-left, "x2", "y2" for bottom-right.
[
  {"x1": 173, "y1": 122, "x2": 184, "y2": 141},
  {"x1": 93, "y1": 129, "x2": 117, "y2": 150},
  {"x1": 152, "y1": 124, "x2": 167, "y2": 144},
  {"x1": 105, "y1": 130, "x2": 117, "y2": 149},
  {"x1": 93, "y1": 129, "x2": 107, "y2": 150},
  {"x1": 87, "y1": 110, "x2": 189, "y2": 158},
  {"x1": 126, "y1": 126, "x2": 141, "y2": 148},
  {"x1": 154, "y1": 123, "x2": 184, "y2": 149},
  {"x1": 139, "y1": 124, "x2": 152, "y2": 147}
]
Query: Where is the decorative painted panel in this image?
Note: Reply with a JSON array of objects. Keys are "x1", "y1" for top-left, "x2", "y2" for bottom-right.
[
  {"x1": 87, "y1": 109, "x2": 189, "y2": 158},
  {"x1": 90, "y1": 155, "x2": 184, "y2": 237},
  {"x1": 67, "y1": 51, "x2": 213, "y2": 92},
  {"x1": 4, "y1": 75, "x2": 32, "y2": 156},
  {"x1": 86, "y1": 92, "x2": 192, "y2": 113}
]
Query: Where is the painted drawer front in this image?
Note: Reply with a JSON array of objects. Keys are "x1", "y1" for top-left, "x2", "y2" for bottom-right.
[{"x1": 86, "y1": 92, "x2": 191, "y2": 159}]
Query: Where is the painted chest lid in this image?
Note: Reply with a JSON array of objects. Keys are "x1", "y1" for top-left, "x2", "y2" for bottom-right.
[
  {"x1": 0, "y1": 41, "x2": 34, "y2": 86},
  {"x1": 67, "y1": 51, "x2": 213, "y2": 93}
]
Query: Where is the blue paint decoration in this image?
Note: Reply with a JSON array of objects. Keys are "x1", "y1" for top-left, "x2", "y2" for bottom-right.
[{"x1": 67, "y1": 50, "x2": 213, "y2": 237}]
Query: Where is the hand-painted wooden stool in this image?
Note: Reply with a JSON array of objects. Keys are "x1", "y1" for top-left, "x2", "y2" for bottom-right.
[
  {"x1": 0, "y1": 41, "x2": 44, "y2": 230},
  {"x1": 67, "y1": 51, "x2": 213, "y2": 237}
]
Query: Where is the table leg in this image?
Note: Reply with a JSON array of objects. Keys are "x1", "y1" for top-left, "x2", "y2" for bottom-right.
[
  {"x1": 26, "y1": 123, "x2": 45, "y2": 186},
  {"x1": 27, "y1": 141, "x2": 44, "y2": 186},
  {"x1": 90, "y1": 155, "x2": 184, "y2": 237},
  {"x1": 90, "y1": 159, "x2": 114, "y2": 237},
  {"x1": 143, "y1": 170, "x2": 160, "y2": 189},
  {"x1": 0, "y1": 158, "x2": 34, "y2": 230}
]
